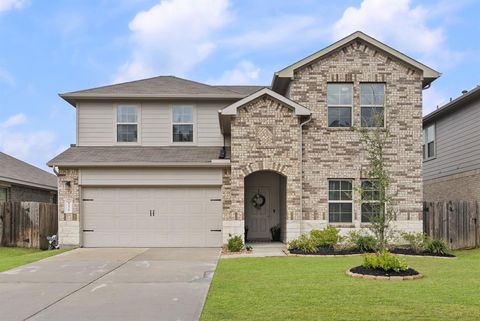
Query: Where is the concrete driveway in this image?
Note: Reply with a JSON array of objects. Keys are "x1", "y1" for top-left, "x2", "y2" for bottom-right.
[{"x1": 0, "y1": 248, "x2": 220, "y2": 321}]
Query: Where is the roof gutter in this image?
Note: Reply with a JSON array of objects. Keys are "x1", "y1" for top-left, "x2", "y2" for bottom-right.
[{"x1": 47, "y1": 161, "x2": 231, "y2": 168}]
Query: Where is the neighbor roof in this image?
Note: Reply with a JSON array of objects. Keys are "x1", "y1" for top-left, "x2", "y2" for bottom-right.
[
  {"x1": 220, "y1": 88, "x2": 311, "y2": 116},
  {"x1": 0, "y1": 152, "x2": 57, "y2": 191},
  {"x1": 59, "y1": 76, "x2": 265, "y2": 106},
  {"x1": 272, "y1": 31, "x2": 441, "y2": 93},
  {"x1": 423, "y1": 86, "x2": 480, "y2": 126},
  {"x1": 47, "y1": 146, "x2": 231, "y2": 167}
]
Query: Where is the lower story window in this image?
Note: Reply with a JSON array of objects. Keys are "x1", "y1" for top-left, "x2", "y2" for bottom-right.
[
  {"x1": 361, "y1": 180, "x2": 383, "y2": 222},
  {"x1": 328, "y1": 180, "x2": 353, "y2": 223}
]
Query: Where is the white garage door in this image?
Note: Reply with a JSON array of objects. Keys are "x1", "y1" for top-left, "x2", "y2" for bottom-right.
[{"x1": 82, "y1": 187, "x2": 222, "y2": 247}]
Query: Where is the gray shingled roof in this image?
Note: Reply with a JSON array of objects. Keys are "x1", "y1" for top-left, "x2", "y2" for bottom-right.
[
  {"x1": 0, "y1": 152, "x2": 57, "y2": 190},
  {"x1": 423, "y1": 86, "x2": 480, "y2": 125},
  {"x1": 213, "y1": 85, "x2": 268, "y2": 95},
  {"x1": 60, "y1": 76, "x2": 264, "y2": 106},
  {"x1": 47, "y1": 146, "x2": 230, "y2": 167}
]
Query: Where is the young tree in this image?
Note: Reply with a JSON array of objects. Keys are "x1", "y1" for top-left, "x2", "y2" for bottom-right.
[{"x1": 357, "y1": 112, "x2": 397, "y2": 251}]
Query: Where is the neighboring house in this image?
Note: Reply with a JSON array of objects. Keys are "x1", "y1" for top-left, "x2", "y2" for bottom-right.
[
  {"x1": 48, "y1": 31, "x2": 440, "y2": 247},
  {"x1": 0, "y1": 152, "x2": 57, "y2": 203},
  {"x1": 423, "y1": 86, "x2": 480, "y2": 202}
]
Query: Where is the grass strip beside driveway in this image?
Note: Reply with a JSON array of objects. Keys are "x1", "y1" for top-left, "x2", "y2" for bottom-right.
[
  {"x1": 201, "y1": 249, "x2": 480, "y2": 321},
  {"x1": 0, "y1": 247, "x2": 70, "y2": 272}
]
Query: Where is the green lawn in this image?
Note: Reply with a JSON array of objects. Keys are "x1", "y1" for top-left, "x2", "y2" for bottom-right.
[
  {"x1": 202, "y1": 249, "x2": 480, "y2": 321},
  {"x1": 0, "y1": 247, "x2": 70, "y2": 272}
]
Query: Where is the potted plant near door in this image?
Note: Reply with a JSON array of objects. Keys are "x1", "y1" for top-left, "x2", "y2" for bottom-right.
[{"x1": 270, "y1": 224, "x2": 281, "y2": 242}]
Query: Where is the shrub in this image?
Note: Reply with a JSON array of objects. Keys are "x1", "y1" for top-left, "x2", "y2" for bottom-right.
[
  {"x1": 310, "y1": 226, "x2": 342, "y2": 248},
  {"x1": 363, "y1": 251, "x2": 408, "y2": 272},
  {"x1": 401, "y1": 232, "x2": 427, "y2": 253},
  {"x1": 288, "y1": 234, "x2": 317, "y2": 253},
  {"x1": 348, "y1": 231, "x2": 377, "y2": 253},
  {"x1": 426, "y1": 238, "x2": 449, "y2": 255},
  {"x1": 227, "y1": 234, "x2": 244, "y2": 252}
]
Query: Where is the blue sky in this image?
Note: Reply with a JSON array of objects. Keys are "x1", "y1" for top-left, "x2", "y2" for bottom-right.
[{"x1": 0, "y1": 0, "x2": 479, "y2": 171}]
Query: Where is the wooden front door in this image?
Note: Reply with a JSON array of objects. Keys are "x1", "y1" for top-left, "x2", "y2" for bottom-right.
[{"x1": 245, "y1": 186, "x2": 271, "y2": 240}]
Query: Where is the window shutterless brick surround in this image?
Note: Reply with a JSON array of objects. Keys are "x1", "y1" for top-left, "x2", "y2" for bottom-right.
[{"x1": 224, "y1": 39, "x2": 423, "y2": 241}]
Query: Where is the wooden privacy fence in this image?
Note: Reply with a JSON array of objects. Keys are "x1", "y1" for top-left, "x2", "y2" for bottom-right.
[
  {"x1": 0, "y1": 202, "x2": 58, "y2": 250},
  {"x1": 423, "y1": 200, "x2": 479, "y2": 250}
]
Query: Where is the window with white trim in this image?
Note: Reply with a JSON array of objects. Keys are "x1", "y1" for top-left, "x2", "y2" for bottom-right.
[
  {"x1": 172, "y1": 105, "x2": 194, "y2": 143},
  {"x1": 116, "y1": 106, "x2": 138, "y2": 143},
  {"x1": 327, "y1": 83, "x2": 353, "y2": 127},
  {"x1": 360, "y1": 83, "x2": 385, "y2": 127},
  {"x1": 361, "y1": 180, "x2": 383, "y2": 222},
  {"x1": 328, "y1": 180, "x2": 353, "y2": 223},
  {"x1": 423, "y1": 124, "x2": 435, "y2": 160}
]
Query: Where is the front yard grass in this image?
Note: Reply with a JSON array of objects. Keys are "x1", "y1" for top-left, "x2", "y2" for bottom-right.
[
  {"x1": 0, "y1": 247, "x2": 70, "y2": 272},
  {"x1": 201, "y1": 249, "x2": 480, "y2": 321}
]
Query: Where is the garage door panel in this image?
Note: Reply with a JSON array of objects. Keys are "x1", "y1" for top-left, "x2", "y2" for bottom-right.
[{"x1": 82, "y1": 186, "x2": 222, "y2": 247}]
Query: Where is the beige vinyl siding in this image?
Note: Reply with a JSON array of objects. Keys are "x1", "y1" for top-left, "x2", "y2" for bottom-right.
[
  {"x1": 77, "y1": 102, "x2": 115, "y2": 146},
  {"x1": 77, "y1": 101, "x2": 229, "y2": 146},
  {"x1": 197, "y1": 103, "x2": 226, "y2": 146},
  {"x1": 141, "y1": 102, "x2": 170, "y2": 145},
  {"x1": 423, "y1": 98, "x2": 480, "y2": 181},
  {"x1": 79, "y1": 168, "x2": 223, "y2": 186}
]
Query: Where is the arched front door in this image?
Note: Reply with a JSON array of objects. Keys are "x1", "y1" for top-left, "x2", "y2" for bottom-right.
[{"x1": 244, "y1": 171, "x2": 286, "y2": 242}]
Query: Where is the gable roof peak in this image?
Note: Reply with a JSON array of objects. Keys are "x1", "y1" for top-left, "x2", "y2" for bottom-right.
[{"x1": 272, "y1": 31, "x2": 441, "y2": 93}]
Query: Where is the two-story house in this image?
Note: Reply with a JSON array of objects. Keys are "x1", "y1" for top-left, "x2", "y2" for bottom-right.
[
  {"x1": 423, "y1": 86, "x2": 480, "y2": 202},
  {"x1": 48, "y1": 31, "x2": 440, "y2": 247}
]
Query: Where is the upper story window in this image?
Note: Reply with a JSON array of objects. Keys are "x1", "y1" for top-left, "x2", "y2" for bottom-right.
[
  {"x1": 328, "y1": 179, "x2": 353, "y2": 223},
  {"x1": 423, "y1": 124, "x2": 435, "y2": 160},
  {"x1": 327, "y1": 83, "x2": 352, "y2": 127},
  {"x1": 117, "y1": 106, "x2": 138, "y2": 143},
  {"x1": 172, "y1": 105, "x2": 194, "y2": 143},
  {"x1": 360, "y1": 83, "x2": 385, "y2": 127}
]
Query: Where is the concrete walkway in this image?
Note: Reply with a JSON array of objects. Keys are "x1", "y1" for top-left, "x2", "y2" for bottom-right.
[
  {"x1": 0, "y1": 248, "x2": 220, "y2": 321},
  {"x1": 223, "y1": 242, "x2": 287, "y2": 258}
]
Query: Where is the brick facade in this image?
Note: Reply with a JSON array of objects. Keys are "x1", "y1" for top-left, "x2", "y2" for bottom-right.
[
  {"x1": 424, "y1": 169, "x2": 480, "y2": 202},
  {"x1": 224, "y1": 39, "x2": 423, "y2": 239},
  {"x1": 289, "y1": 39, "x2": 423, "y2": 230},
  {"x1": 57, "y1": 168, "x2": 80, "y2": 246}
]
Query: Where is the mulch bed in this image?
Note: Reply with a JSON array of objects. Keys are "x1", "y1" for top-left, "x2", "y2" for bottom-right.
[
  {"x1": 289, "y1": 247, "x2": 368, "y2": 256},
  {"x1": 350, "y1": 265, "x2": 420, "y2": 277},
  {"x1": 390, "y1": 247, "x2": 456, "y2": 258},
  {"x1": 289, "y1": 246, "x2": 456, "y2": 257}
]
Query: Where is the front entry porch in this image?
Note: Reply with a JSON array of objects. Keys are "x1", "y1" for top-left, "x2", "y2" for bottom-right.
[{"x1": 244, "y1": 170, "x2": 287, "y2": 242}]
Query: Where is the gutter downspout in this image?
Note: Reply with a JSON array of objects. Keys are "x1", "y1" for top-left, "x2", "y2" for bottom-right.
[{"x1": 299, "y1": 115, "x2": 312, "y2": 236}]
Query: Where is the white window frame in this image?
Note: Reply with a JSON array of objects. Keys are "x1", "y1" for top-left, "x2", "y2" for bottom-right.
[
  {"x1": 327, "y1": 179, "x2": 354, "y2": 223},
  {"x1": 360, "y1": 179, "x2": 382, "y2": 223},
  {"x1": 360, "y1": 83, "x2": 386, "y2": 128},
  {"x1": 116, "y1": 105, "x2": 140, "y2": 144},
  {"x1": 423, "y1": 124, "x2": 436, "y2": 161},
  {"x1": 327, "y1": 83, "x2": 353, "y2": 128},
  {"x1": 171, "y1": 104, "x2": 196, "y2": 144}
]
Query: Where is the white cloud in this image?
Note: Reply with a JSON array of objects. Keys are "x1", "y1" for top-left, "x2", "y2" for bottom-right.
[
  {"x1": 332, "y1": 0, "x2": 459, "y2": 68},
  {"x1": 225, "y1": 15, "x2": 324, "y2": 50},
  {"x1": 0, "y1": 113, "x2": 61, "y2": 170},
  {"x1": 114, "y1": 0, "x2": 231, "y2": 82},
  {"x1": 214, "y1": 60, "x2": 261, "y2": 85},
  {"x1": 0, "y1": 113, "x2": 27, "y2": 129},
  {"x1": 0, "y1": 0, "x2": 29, "y2": 13}
]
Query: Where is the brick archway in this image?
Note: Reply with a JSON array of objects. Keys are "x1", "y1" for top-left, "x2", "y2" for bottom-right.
[{"x1": 240, "y1": 161, "x2": 288, "y2": 179}]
